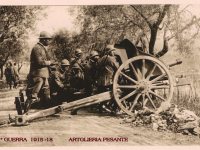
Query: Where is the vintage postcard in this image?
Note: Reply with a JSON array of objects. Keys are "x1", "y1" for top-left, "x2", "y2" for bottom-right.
[{"x1": 0, "y1": 0, "x2": 200, "y2": 149}]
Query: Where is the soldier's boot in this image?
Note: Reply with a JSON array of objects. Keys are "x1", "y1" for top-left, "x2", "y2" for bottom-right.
[
  {"x1": 23, "y1": 98, "x2": 32, "y2": 114},
  {"x1": 24, "y1": 97, "x2": 38, "y2": 114}
]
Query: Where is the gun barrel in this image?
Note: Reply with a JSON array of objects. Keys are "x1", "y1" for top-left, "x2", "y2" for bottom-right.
[{"x1": 168, "y1": 59, "x2": 182, "y2": 67}]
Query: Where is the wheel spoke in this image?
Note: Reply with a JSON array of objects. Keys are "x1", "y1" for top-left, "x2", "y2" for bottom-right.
[
  {"x1": 122, "y1": 100, "x2": 128, "y2": 108},
  {"x1": 120, "y1": 71, "x2": 137, "y2": 84},
  {"x1": 149, "y1": 90, "x2": 166, "y2": 101},
  {"x1": 129, "y1": 63, "x2": 140, "y2": 81},
  {"x1": 129, "y1": 93, "x2": 141, "y2": 111},
  {"x1": 137, "y1": 68, "x2": 143, "y2": 80},
  {"x1": 117, "y1": 85, "x2": 137, "y2": 89},
  {"x1": 152, "y1": 82, "x2": 169, "y2": 86},
  {"x1": 142, "y1": 94, "x2": 146, "y2": 107},
  {"x1": 146, "y1": 64, "x2": 157, "y2": 80},
  {"x1": 142, "y1": 59, "x2": 145, "y2": 79},
  {"x1": 150, "y1": 73, "x2": 167, "y2": 83},
  {"x1": 146, "y1": 93, "x2": 157, "y2": 109},
  {"x1": 143, "y1": 97, "x2": 148, "y2": 107},
  {"x1": 119, "y1": 90, "x2": 138, "y2": 102},
  {"x1": 151, "y1": 85, "x2": 170, "y2": 89}
]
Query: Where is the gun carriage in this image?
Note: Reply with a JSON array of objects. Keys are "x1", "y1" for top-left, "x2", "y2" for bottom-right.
[{"x1": 7, "y1": 39, "x2": 183, "y2": 126}]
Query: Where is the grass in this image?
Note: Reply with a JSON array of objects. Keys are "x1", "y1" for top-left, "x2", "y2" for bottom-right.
[{"x1": 172, "y1": 74, "x2": 200, "y2": 117}]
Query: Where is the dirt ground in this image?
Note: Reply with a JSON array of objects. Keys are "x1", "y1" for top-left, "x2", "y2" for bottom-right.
[{"x1": 0, "y1": 90, "x2": 200, "y2": 147}]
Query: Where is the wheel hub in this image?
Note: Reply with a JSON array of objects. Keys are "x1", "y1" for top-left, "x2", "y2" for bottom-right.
[{"x1": 137, "y1": 80, "x2": 151, "y2": 94}]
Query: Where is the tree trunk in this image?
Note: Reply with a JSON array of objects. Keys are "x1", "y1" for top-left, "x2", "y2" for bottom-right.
[
  {"x1": 149, "y1": 26, "x2": 158, "y2": 55},
  {"x1": 0, "y1": 66, "x2": 3, "y2": 80}
]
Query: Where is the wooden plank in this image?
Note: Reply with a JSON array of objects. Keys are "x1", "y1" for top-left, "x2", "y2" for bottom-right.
[{"x1": 25, "y1": 91, "x2": 112, "y2": 122}]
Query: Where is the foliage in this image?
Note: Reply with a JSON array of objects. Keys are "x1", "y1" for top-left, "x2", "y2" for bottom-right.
[
  {"x1": 0, "y1": 6, "x2": 45, "y2": 67},
  {"x1": 166, "y1": 5, "x2": 200, "y2": 55},
  {"x1": 49, "y1": 29, "x2": 73, "y2": 61},
  {"x1": 68, "y1": 5, "x2": 200, "y2": 56},
  {"x1": 71, "y1": 5, "x2": 172, "y2": 55}
]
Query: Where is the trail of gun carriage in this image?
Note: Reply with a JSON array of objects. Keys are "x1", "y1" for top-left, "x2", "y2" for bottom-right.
[{"x1": 0, "y1": 5, "x2": 200, "y2": 146}]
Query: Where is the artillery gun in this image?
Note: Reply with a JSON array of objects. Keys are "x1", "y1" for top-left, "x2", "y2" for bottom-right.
[{"x1": 1, "y1": 39, "x2": 187, "y2": 127}]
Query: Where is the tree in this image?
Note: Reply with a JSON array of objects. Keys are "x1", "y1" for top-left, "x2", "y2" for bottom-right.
[
  {"x1": 49, "y1": 29, "x2": 73, "y2": 61},
  {"x1": 0, "y1": 6, "x2": 45, "y2": 79},
  {"x1": 165, "y1": 5, "x2": 200, "y2": 54},
  {"x1": 72, "y1": 5, "x2": 200, "y2": 56},
  {"x1": 73, "y1": 5, "x2": 172, "y2": 55}
]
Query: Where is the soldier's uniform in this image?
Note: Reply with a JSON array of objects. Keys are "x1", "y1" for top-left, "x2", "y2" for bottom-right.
[
  {"x1": 70, "y1": 49, "x2": 85, "y2": 90},
  {"x1": 96, "y1": 45, "x2": 119, "y2": 113},
  {"x1": 29, "y1": 43, "x2": 51, "y2": 98},
  {"x1": 24, "y1": 31, "x2": 52, "y2": 113},
  {"x1": 50, "y1": 59, "x2": 71, "y2": 104},
  {"x1": 84, "y1": 51, "x2": 99, "y2": 95},
  {"x1": 4, "y1": 62, "x2": 15, "y2": 89},
  {"x1": 97, "y1": 45, "x2": 119, "y2": 92}
]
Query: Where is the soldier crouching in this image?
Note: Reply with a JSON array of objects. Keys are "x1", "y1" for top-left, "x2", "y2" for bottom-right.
[{"x1": 49, "y1": 59, "x2": 72, "y2": 105}]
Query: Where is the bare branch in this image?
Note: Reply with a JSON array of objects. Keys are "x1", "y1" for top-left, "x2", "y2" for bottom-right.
[
  {"x1": 168, "y1": 17, "x2": 200, "y2": 40},
  {"x1": 178, "y1": 5, "x2": 192, "y2": 14},
  {"x1": 156, "y1": 5, "x2": 171, "y2": 26},
  {"x1": 130, "y1": 5, "x2": 152, "y2": 28}
]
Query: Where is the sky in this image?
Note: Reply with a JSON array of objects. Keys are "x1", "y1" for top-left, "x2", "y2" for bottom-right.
[
  {"x1": 36, "y1": 6, "x2": 79, "y2": 34},
  {"x1": 28, "y1": 6, "x2": 79, "y2": 47}
]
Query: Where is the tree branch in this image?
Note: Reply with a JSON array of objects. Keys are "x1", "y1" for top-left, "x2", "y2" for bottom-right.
[
  {"x1": 168, "y1": 17, "x2": 200, "y2": 40},
  {"x1": 130, "y1": 5, "x2": 152, "y2": 28},
  {"x1": 156, "y1": 5, "x2": 171, "y2": 26}
]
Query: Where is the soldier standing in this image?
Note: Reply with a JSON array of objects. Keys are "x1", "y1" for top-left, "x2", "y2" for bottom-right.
[
  {"x1": 96, "y1": 45, "x2": 119, "y2": 113},
  {"x1": 97, "y1": 45, "x2": 119, "y2": 92},
  {"x1": 4, "y1": 61, "x2": 15, "y2": 89},
  {"x1": 24, "y1": 31, "x2": 53, "y2": 113}
]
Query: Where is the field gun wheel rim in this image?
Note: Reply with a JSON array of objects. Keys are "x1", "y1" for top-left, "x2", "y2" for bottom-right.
[{"x1": 113, "y1": 55, "x2": 174, "y2": 116}]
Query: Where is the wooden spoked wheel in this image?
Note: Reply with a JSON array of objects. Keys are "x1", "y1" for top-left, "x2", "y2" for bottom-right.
[{"x1": 113, "y1": 56, "x2": 174, "y2": 116}]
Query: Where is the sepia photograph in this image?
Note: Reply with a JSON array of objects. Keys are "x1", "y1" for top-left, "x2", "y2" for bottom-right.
[{"x1": 0, "y1": 1, "x2": 200, "y2": 147}]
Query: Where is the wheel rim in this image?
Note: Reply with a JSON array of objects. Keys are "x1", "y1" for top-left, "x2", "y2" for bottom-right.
[{"x1": 113, "y1": 56, "x2": 174, "y2": 116}]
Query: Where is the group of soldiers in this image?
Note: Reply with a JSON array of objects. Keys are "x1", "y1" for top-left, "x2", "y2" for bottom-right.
[
  {"x1": 24, "y1": 31, "x2": 119, "y2": 114},
  {"x1": 4, "y1": 61, "x2": 19, "y2": 89}
]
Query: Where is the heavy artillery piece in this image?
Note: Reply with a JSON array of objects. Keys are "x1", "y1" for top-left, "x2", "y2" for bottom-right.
[{"x1": 5, "y1": 39, "x2": 184, "y2": 126}]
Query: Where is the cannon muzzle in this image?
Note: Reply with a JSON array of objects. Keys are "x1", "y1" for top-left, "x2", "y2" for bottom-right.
[{"x1": 168, "y1": 59, "x2": 182, "y2": 67}]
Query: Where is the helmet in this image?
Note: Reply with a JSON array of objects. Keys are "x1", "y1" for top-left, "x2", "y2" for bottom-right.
[
  {"x1": 72, "y1": 63, "x2": 80, "y2": 69},
  {"x1": 90, "y1": 51, "x2": 99, "y2": 58},
  {"x1": 38, "y1": 31, "x2": 52, "y2": 39},
  {"x1": 75, "y1": 49, "x2": 82, "y2": 56},
  {"x1": 104, "y1": 45, "x2": 115, "y2": 54},
  {"x1": 61, "y1": 59, "x2": 70, "y2": 66}
]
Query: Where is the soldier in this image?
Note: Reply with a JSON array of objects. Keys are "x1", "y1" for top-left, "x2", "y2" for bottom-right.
[
  {"x1": 70, "y1": 48, "x2": 85, "y2": 90},
  {"x1": 4, "y1": 61, "x2": 15, "y2": 89},
  {"x1": 84, "y1": 50, "x2": 100, "y2": 95},
  {"x1": 97, "y1": 45, "x2": 119, "y2": 92},
  {"x1": 50, "y1": 59, "x2": 71, "y2": 104},
  {"x1": 75, "y1": 48, "x2": 82, "y2": 57},
  {"x1": 24, "y1": 31, "x2": 53, "y2": 113},
  {"x1": 96, "y1": 45, "x2": 119, "y2": 114},
  {"x1": 71, "y1": 48, "x2": 83, "y2": 66},
  {"x1": 68, "y1": 49, "x2": 85, "y2": 115}
]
